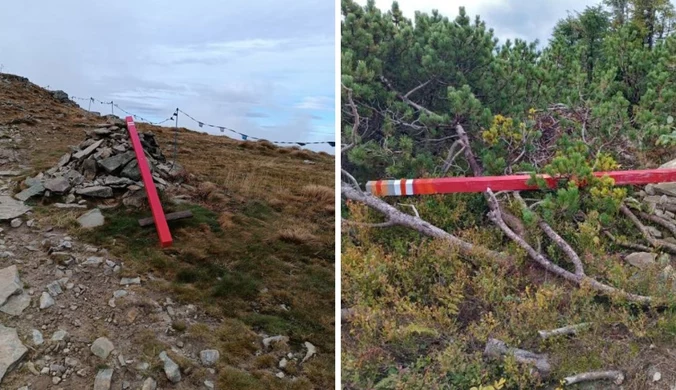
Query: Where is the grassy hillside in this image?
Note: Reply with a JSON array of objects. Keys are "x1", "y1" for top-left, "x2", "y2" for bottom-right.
[{"x1": 0, "y1": 72, "x2": 335, "y2": 389}]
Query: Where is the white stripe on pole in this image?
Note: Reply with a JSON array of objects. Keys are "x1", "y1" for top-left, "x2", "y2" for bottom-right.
[
  {"x1": 393, "y1": 180, "x2": 401, "y2": 196},
  {"x1": 405, "y1": 179, "x2": 413, "y2": 195}
]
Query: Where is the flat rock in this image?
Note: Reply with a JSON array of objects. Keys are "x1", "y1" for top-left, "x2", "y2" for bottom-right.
[
  {"x1": 76, "y1": 186, "x2": 113, "y2": 198},
  {"x1": 200, "y1": 349, "x2": 220, "y2": 367},
  {"x1": 0, "y1": 196, "x2": 31, "y2": 218},
  {"x1": 39, "y1": 292, "x2": 55, "y2": 309},
  {"x1": 625, "y1": 252, "x2": 657, "y2": 269},
  {"x1": 0, "y1": 265, "x2": 22, "y2": 307},
  {"x1": 32, "y1": 329, "x2": 44, "y2": 345},
  {"x1": 120, "y1": 277, "x2": 141, "y2": 285},
  {"x1": 91, "y1": 337, "x2": 115, "y2": 359},
  {"x1": 660, "y1": 158, "x2": 676, "y2": 169},
  {"x1": 0, "y1": 325, "x2": 28, "y2": 383},
  {"x1": 302, "y1": 341, "x2": 317, "y2": 363},
  {"x1": 82, "y1": 256, "x2": 104, "y2": 266},
  {"x1": 263, "y1": 335, "x2": 289, "y2": 349},
  {"x1": 56, "y1": 153, "x2": 71, "y2": 168},
  {"x1": 44, "y1": 177, "x2": 71, "y2": 193},
  {"x1": 14, "y1": 184, "x2": 45, "y2": 202},
  {"x1": 10, "y1": 218, "x2": 21, "y2": 228},
  {"x1": 94, "y1": 368, "x2": 114, "y2": 390},
  {"x1": 654, "y1": 183, "x2": 676, "y2": 197},
  {"x1": 0, "y1": 291, "x2": 30, "y2": 316},
  {"x1": 51, "y1": 329, "x2": 68, "y2": 342},
  {"x1": 98, "y1": 151, "x2": 135, "y2": 174},
  {"x1": 78, "y1": 208, "x2": 105, "y2": 228},
  {"x1": 159, "y1": 351, "x2": 181, "y2": 383},
  {"x1": 141, "y1": 377, "x2": 157, "y2": 390},
  {"x1": 73, "y1": 139, "x2": 104, "y2": 160}
]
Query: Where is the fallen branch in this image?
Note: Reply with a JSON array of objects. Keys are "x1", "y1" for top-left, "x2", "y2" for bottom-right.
[
  {"x1": 604, "y1": 231, "x2": 653, "y2": 252},
  {"x1": 638, "y1": 211, "x2": 676, "y2": 237},
  {"x1": 484, "y1": 338, "x2": 551, "y2": 378},
  {"x1": 538, "y1": 323, "x2": 591, "y2": 339},
  {"x1": 513, "y1": 192, "x2": 584, "y2": 276},
  {"x1": 620, "y1": 204, "x2": 676, "y2": 254},
  {"x1": 341, "y1": 184, "x2": 511, "y2": 267},
  {"x1": 487, "y1": 189, "x2": 653, "y2": 304},
  {"x1": 563, "y1": 370, "x2": 624, "y2": 386}
]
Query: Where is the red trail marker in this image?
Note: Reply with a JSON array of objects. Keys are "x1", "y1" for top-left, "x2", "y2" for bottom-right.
[
  {"x1": 126, "y1": 116, "x2": 173, "y2": 247},
  {"x1": 366, "y1": 169, "x2": 676, "y2": 196}
]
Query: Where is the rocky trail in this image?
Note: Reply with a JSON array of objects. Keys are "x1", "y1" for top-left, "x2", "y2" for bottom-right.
[{"x1": 0, "y1": 93, "x2": 320, "y2": 389}]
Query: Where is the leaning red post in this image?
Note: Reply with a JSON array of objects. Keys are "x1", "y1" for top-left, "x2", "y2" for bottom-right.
[{"x1": 125, "y1": 116, "x2": 173, "y2": 247}]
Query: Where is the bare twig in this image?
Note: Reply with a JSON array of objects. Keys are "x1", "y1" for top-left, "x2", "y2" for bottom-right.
[
  {"x1": 404, "y1": 78, "x2": 434, "y2": 98},
  {"x1": 538, "y1": 323, "x2": 591, "y2": 339},
  {"x1": 513, "y1": 192, "x2": 585, "y2": 276},
  {"x1": 620, "y1": 204, "x2": 676, "y2": 254},
  {"x1": 484, "y1": 338, "x2": 551, "y2": 378},
  {"x1": 604, "y1": 231, "x2": 653, "y2": 252},
  {"x1": 397, "y1": 203, "x2": 420, "y2": 218},
  {"x1": 563, "y1": 370, "x2": 624, "y2": 386},
  {"x1": 341, "y1": 169, "x2": 361, "y2": 191},
  {"x1": 342, "y1": 84, "x2": 360, "y2": 154},
  {"x1": 342, "y1": 218, "x2": 394, "y2": 228},
  {"x1": 638, "y1": 211, "x2": 676, "y2": 237}
]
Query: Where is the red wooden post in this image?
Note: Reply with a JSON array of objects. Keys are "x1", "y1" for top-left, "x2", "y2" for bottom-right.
[
  {"x1": 366, "y1": 169, "x2": 676, "y2": 196},
  {"x1": 125, "y1": 116, "x2": 173, "y2": 247}
]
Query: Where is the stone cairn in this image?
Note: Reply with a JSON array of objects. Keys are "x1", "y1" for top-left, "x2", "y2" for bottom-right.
[{"x1": 15, "y1": 117, "x2": 182, "y2": 208}]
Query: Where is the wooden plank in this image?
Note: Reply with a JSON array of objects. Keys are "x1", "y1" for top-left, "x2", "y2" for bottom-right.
[
  {"x1": 126, "y1": 116, "x2": 173, "y2": 247},
  {"x1": 138, "y1": 210, "x2": 194, "y2": 227},
  {"x1": 366, "y1": 169, "x2": 676, "y2": 196}
]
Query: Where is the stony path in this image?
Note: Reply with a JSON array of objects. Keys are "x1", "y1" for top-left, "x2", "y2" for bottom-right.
[{"x1": 0, "y1": 203, "x2": 227, "y2": 389}]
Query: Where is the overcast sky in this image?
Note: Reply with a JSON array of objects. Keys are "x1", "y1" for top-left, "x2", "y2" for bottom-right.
[
  {"x1": 357, "y1": 0, "x2": 605, "y2": 45},
  {"x1": 0, "y1": 0, "x2": 335, "y2": 153}
]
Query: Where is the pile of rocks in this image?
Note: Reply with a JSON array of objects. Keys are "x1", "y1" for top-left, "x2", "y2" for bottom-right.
[
  {"x1": 15, "y1": 118, "x2": 182, "y2": 208},
  {"x1": 635, "y1": 158, "x2": 676, "y2": 221}
]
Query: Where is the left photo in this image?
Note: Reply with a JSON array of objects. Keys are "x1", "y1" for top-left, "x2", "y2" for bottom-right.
[{"x1": 0, "y1": 1, "x2": 336, "y2": 389}]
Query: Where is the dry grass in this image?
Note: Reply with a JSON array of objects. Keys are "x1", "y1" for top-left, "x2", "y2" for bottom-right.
[
  {"x1": 278, "y1": 226, "x2": 320, "y2": 245},
  {"x1": 299, "y1": 184, "x2": 334, "y2": 205}
]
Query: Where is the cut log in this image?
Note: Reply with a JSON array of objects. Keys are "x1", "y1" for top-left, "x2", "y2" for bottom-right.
[{"x1": 138, "y1": 210, "x2": 193, "y2": 227}]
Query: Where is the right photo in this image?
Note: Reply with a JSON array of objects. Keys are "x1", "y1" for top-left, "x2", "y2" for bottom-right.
[{"x1": 340, "y1": 0, "x2": 676, "y2": 388}]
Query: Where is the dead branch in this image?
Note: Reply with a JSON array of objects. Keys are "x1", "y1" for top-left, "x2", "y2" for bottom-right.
[
  {"x1": 604, "y1": 231, "x2": 653, "y2": 252},
  {"x1": 513, "y1": 192, "x2": 584, "y2": 276},
  {"x1": 380, "y1": 76, "x2": 436, "y2": 117},
  {"x1": 441, "y1": 140, "x2": 464, "y2": 175},
  {"x1": 342, "y1": 218, "x2": 395, "y2": 228},
  {"x1": 487, "y1": 189, "x2": 653, "y2": 304},
  {"x1": 341, "y1": 184, "x2": 511, "y2": 267},
  {"x1": 397, "y1": 203, "x2": 420, "y2": 218},
  {"x1": 484, "y1": 338, "x2": 551, "y2": 378},
  {"x1": 538, "y1": 322, "x2": 591, "y2": 339},
  {"x1": 404, "y1": 78, "x2": 434, "y2": 98},
  {"x1": 620, "y1": 204, "x2": 676, "y2": 254},
  {"x1": 638, "y1": 211, "x2": 676, "y2": 237},
  {"x1": 341, "y1": 169, "x2": 361, "y2": 191},
  {"x1": 342, "y1": 84, "x2": 360, "y2": 154},
  {"x1": 563, "y1": 370, "x2": 624, "y2": 386}
]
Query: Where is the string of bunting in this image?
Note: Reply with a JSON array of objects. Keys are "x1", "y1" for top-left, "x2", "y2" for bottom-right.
[{"x1": 70, "y1": 95, "x2": 335, "y2": 147}]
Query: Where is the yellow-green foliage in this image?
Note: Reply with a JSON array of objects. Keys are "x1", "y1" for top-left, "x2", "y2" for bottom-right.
[{"x1": 343, "y1": 194, "x2": 676, "y2": 389}]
